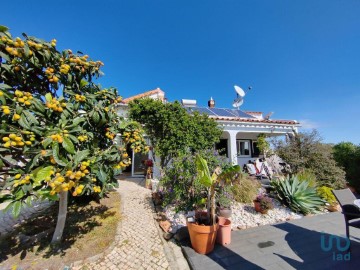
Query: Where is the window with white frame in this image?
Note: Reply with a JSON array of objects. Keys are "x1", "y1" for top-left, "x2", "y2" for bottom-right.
[{"x1": 236, "y1": 140, "x2": 251, "y2": 157}]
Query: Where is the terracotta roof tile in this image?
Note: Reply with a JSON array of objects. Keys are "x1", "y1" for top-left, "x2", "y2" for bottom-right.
[
  {"x1": 122, "y1": 88, "x2": 164, "y2": 103},
  {"x1": 244, "y1": 111, "x2": 263, "y2": 115},
  {"x1": 210, "y1": 116, "x2": 298, "y2": 125}
]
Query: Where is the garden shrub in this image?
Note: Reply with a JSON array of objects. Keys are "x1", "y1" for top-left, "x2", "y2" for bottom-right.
[
  {"x1": 272, "y1": 130, "x2": 346, "y2": 189},
  {"x1": 160, "y1": 149, "x2": 228, "y2": 211},
  {"x1": 317, "y1": 186, "x2": 337, "y2": 205},
  {"x1": 296, "y1": 169, "x2": 317, "y2": 187},
  {"x1": 231, "y1": 174, "x2": 260, "y2": 203},
  {"x1": 333, "y1": 142, "x2": 360, "y2": 193}
]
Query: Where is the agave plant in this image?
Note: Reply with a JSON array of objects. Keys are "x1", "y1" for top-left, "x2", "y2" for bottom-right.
[{"x1": 271, "y1": 177, "x2": 326, "y2": 215}]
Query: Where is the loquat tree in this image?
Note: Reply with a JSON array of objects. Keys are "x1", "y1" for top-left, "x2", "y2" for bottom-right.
[{"x1": 0, "y1": 26, "x2": 148, "y2": 243}]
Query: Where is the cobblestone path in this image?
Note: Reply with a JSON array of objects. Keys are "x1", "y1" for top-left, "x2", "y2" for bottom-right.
[{"x1": 83, "y1": 178, "x2": 170, "y2": 270}]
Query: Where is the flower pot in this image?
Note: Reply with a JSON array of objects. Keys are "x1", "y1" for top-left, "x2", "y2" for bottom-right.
[
  {"x1": 216, "y1": 216, "x2": 231, "y2": 246},
  {"x1": 327, "y1": 204, "x2": 341, "y2": 212},
  {"x1": 187, "y1": 220, "x2": 219, "y2": 255},
  {"x1": 253, "y1": 200, "x2": 268, "y2": 214},
  {"x1": 217, "y1": 207, "x2": 232, "y2": 219}
]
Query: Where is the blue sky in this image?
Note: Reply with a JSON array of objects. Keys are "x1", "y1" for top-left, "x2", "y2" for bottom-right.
[{"x1": 3, "y1": 0, "x2": 360, "y2": 144}]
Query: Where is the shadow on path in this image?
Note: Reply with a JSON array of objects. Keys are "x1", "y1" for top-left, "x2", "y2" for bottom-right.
[{"x1": 273, "y1": 222, "x2": 360, "y2": 269}]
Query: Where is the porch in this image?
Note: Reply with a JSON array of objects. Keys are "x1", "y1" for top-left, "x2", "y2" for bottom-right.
[
  {"x1": 216, "y1": 121, "x2": 298, "y2": 167},
  {"x1": 181, "y1": 212, "x2": 360, "y2": 270}
]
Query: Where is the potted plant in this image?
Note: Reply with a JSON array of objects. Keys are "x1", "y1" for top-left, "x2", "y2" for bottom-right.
[
  {"x1": 187, "y1": 155, "x2": 240, "y2": 254},
  {"x1": 216, "y1": 186, "x2": 232, "y2": 218},
  {"x1": 253, "y1": 194, "x2": 274, "y2": 214}
]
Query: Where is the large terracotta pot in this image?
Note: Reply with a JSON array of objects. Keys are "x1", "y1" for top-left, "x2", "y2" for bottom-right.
[
  {"x1": 187, "y1": 217, "x2": 219, "y2": 254},
  {"x1": 216, "y1": 217, "x2": 231, "y2": 246}
]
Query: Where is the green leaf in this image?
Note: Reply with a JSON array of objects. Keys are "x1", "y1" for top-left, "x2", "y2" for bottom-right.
[
  {"x1": 0, "y1": 83, "x2": 12, "y2": 90},
  {"x1": 42, "y1": 137, "x2": 53, "y2": 148},
  {"x1": 0, "y1": 25, "x2": 9, "y2": 32},
  {"x1": 25, "y1": 153, "x2": 41, "y2": 171},
  {"x1": 0, "y1": 194, "x2": 12, "y2": 204},
  {"x1": 18, "y1": 114, "x2": 31, "y2": 130},
  {"x1": 12, "y1": 201, "x2": 22, "y2": 218},
  {"x1": 74, "y1": 149, "x2": 89, "y2": 165},
  {"x1": 80, "y1": 79, "x2": 88, "y2": 88},
  {"x1": 32, "y1": 98, "x2": 45, "y2": 113},
  {"x1": 38, "y1": 190, "x2": 58, "y2": 201},
  {"x1": 0, "y1": 95, "x2": 5, "y2": 104},
  {"x1": 195, "y1": 155, "x2": 212, "y2": 187},
  {"x1": 62, "y1": 137, "x2": 75, "y2": 154},
  {"x1": 92, "y1": 111, "x2": 100, "y2": 124},
  {"x1": 45, "y1": 93, "x2": 52, "y2": 102},
  {"x1": 1, "y1": 155, "x2": 18, "y2": 166},
  {"x1": 52, "y1": 142, "x2": 67, "y2": 166},
  {"x1": 67, "y1": 134, "x2": 79, "y2": 144},
  {"x1": 23, "y1": 110, "x2": 39, "y2": 125},
  {"x1": 68, "y1": 117, "x2": 85, "y2": 128},
  {"x1": 96, "y1": 168, "x2": 107, "y2": 183},
  {"x1": 0, "y1": 51, "x2": 10, "y2": 62},
  {"x1": 35, "y1": 166, "x2": 53, "y2": 182}
]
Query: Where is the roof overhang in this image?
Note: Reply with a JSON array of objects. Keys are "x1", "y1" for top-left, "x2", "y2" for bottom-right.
[{"x1": 216, "y1": 119, "x2": 299, "y2": 135}]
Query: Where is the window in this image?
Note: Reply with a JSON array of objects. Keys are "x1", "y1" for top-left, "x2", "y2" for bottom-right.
[
  {"x1": 237, "y1": 140, "x2": 251, "y2": 157},
  {"x1": 252, "y1": 141, "x2": 260, "y2": 157}
]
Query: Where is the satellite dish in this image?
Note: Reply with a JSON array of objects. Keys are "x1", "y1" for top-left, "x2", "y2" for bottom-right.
[
  {"x1": 234, "y1": 85, "x2": 245, "y2": 97},
  {"x1": 232, "y1": 98, "x2": 243, "y2": 108},
  {"x1": 264, "y1": 112, "x2": 274, "y2": 120}
]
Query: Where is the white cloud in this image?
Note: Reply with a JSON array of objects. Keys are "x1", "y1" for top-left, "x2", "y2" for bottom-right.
[{"x1": 298, "y1": 119, "x2": 319, "y2": 129}]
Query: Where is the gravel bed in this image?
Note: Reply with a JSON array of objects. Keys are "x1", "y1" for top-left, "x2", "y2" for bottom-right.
[{"x1": 164, "y1": 198, "x2": 314, "y2": 233}]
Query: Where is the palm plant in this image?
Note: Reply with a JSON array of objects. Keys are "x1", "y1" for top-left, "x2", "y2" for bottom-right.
[
  {"x1": 195, "y1": 155, "x2": 240, "y2": 225},
  {"x1": 271, "y1": 177, "x2": 326, "y2": 215}
]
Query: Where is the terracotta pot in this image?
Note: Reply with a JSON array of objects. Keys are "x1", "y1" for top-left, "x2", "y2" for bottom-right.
[
  {"x1": 253, "y1": 200, "x2": 267, "y2": 214},
  {"x1": 216, "y1": 217, "x2": 231, "y2": 246},
  {"x1": 187, "y1": 221, "x2": 219, "y2": 255},
  {"x1": 327, "y1": 204, "x2": 341, "y2": 212},
  {"x1": 217, "y1": 207, "x2": 232, "y2": 218}
]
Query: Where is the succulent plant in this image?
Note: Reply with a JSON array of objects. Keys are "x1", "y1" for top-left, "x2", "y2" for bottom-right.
[{"x1": 271, "y1": 177, "x2": 326, "y2": 215}]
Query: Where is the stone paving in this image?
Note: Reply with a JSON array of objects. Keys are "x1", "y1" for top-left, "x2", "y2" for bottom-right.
[
  {"x1": 182, "y1": 212, "x2": 360, "y2": 270},
  {"x1": 82, "y1": 178, "x2": 171, "y2": 270},
  {"x1": 0, "y1": 199, "x2": 52, "y2": 239}
]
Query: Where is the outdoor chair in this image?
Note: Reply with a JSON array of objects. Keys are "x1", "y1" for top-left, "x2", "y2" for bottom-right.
[
  {"x1": 332, "y1": 189, "x2": 360, "y2": 241},
  {"x1": 244, "y1": 163, "x2": 271, "y2": 189}
]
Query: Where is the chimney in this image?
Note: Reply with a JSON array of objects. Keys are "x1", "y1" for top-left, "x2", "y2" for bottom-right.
[{"x1": 208, "y1": 97, "x2": 215, "y2": 108}]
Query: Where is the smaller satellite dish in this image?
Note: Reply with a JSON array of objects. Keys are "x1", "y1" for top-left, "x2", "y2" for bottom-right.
[
  {"x1": 264, "y1": 112, "x2": 274, "y2": 120},
  {"x1": 234, "y1": 85, "x2": 245, "y2": 97},
  {"x1": 232, "y1": 98, "x2": 244, "y2": 108}
]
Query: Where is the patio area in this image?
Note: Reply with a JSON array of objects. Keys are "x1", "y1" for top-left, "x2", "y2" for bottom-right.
[{"x1": 181, "y1": 212, "x2": 360, "y2": 270}]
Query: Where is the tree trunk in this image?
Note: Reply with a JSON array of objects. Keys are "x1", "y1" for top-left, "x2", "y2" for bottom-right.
[
  {"x1": 210, "y1": 185, "x2": 216, "y2": 225},
  {"x1": 51, "y1": 191, "x2": 68, "y2": 244}
]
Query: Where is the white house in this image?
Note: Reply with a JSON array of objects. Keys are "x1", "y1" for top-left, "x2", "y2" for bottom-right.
[{"x1": 117, "y1": 88, "x2": 299, "y2": 176}]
